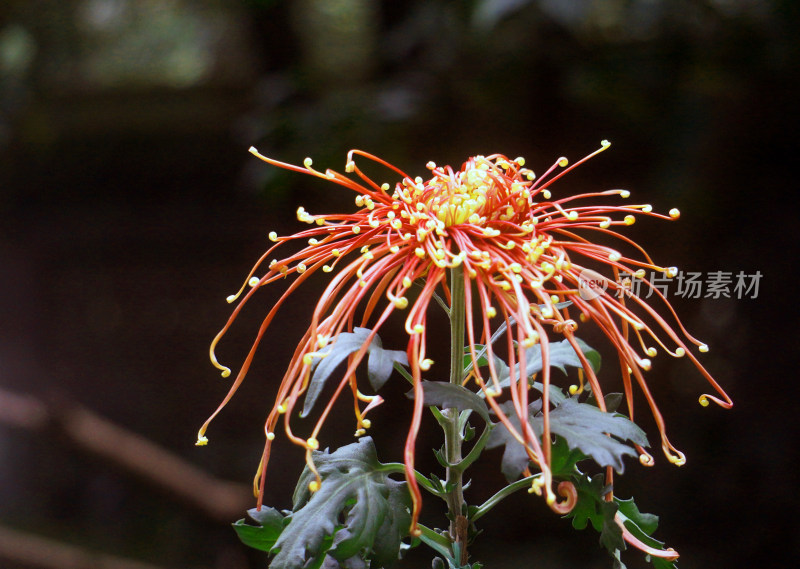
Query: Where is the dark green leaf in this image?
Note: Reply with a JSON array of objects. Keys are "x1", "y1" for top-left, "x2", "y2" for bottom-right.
[
  {"x1": 530, "y1": 381, "x2": 569, "y2": 407},
  {"x1": 549, "y1": 436, "x2": 588, "y2": 477},
  {"x1": 567, "y1": 473, "x2": 613, "y2": 532},
  {"x1": 232, "y1": 507, "x2": 286, "y2": 552},
  {"x1": 367, "y1": 335, "x2": 408, "y2": 392},
  {"x1": 303, "y1": 328, "x2": 408, "y2": 417},
  {"x1": 369, "y1": 486, "x2": 414, "y2": 568},
  {"x1": 270, "y1": 437, "x2": 410, "y2": 569},
  {"x1": 575, "y1": 338, "x2": 602, "y2": 374},
  {"x1": 519, "y1": 338, "x2": 601, "y2": 378},
  {"x1": 479, "y1": 338, "x2": 600, "y2": 395},
  {"x1": 565, "y1": 471, "x2": 677, "y2": 569},
  {"x1": 486, "y1": 389, "x2": 648, "y2": 478},
  {"x1": 532, "y1": 399, "x2": 649, "y2": 473},
  {"x1": 599, "y1": 501, "x2": 624, "y2": 553},
  {"x1": 484, "y1": 400, "x2": 534, "y2": 481},
  {"x1": 617, "y1": 497, "x2": 658, "y2": 536},
  {"x1": 616, "y1": 500, "x2": 677, "y2": 568},
  {"x1": 418, "y1": 381, "x2": 491, "y2": 422}
]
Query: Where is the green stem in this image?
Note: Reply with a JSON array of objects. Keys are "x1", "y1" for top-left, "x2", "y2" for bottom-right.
[
  {"x1": 378, "y1": 463, "x2": 447, "y2": 498},
  {"x1": 470, "y1": 474, "x2": 542, "y2": 523},
  {"x1": 451, "y1": 422, "x2": 493, "y2": 474},
  {"x1": 416, "y1": 523, "x2": 456, "y2": 562},
  {"x1": 444, "y1": 264, "x2": 467, "y2": 562}
]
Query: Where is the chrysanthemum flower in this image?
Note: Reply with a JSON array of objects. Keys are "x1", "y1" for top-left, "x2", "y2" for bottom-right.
[{"x1": 197, "y1": 142, "x2": 731, "y2": 536}]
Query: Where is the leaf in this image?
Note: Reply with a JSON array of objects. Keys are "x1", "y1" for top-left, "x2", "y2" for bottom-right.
[
  {"x1": 519, "y1": 338, "x2": 601, "y2": 378},
  {"x1": 486, "y1": 389, "x2": 648, "y2": 479},
  {"x1": 575, "y1": 338, "x2": 602, "y2": 374},
  {"x1": 367, "y1": 334, "x2": 408, "y2": 391},
  {"x1": 616, "y1": 500, "x2": 678, "y2": 569},
  {"x1": 478, "y1": 338, "x2": 601, "y2": 396},
  {"x1": 617, "y1": 497, "x2": 658, "y2": 536},
  {"x1": 586, "y1": 391, "x2": 624, "y2": 413},
  {"x1": 529, "y1": 381, "x2": 569, "y2": 408},
  {"x1": 269, "y1": 437, "x2": 411, "y2": 569},
  {"x1": 369, "y1": 487, "x2": 414, "y2": 568},
  {"x1": 599, "y1": 502, "x2": 625, "y2": 554},
  {"x1": 567, "y1": 472, "x2": 614, "y2": 532},
  {"x1": 532, "y1": 398, "x2": 649, "y2": 473},
  {"x1": 463, "y1": 345, "x2": 510, "y2": 385},
  {"x1": 484, "y1": 400, "x2": 535, "y2": 481},
  {"x1": 303, "y1": 328, "x2": 408, "y2": 417},
  {"x1": 565, "y1": 471, "x2": 677, "y2": 569},
  {"x1": 548, "y1": 436, "x2": 588, "y2": 477},
  {"x1": 232, "y1": 507, "x2": 286, "y2": 552},
  {"x1": 418, "y1": 381, "x2": 491, "y2": 422}
]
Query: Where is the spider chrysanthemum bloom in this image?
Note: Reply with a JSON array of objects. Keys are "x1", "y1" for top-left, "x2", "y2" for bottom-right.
[{"x1": 197, "y1": 142, "x2": 731, "y2": 534}]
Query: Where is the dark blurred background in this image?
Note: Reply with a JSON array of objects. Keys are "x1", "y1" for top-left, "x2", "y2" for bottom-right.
[{"x1": 0, "y1": 1, "x2": 797, "y2": 568}]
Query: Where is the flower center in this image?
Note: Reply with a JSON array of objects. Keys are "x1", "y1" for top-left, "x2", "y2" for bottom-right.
[{"x1": 424, "y1": 162, "x2": 495, "y2": 227}]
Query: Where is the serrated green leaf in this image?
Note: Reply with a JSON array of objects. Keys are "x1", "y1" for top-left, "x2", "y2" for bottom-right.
[
  {"x1": 418, "y1": 381, "x2": 491, "y2": 422},
  {"x1": 367, "y1": 335, "x2": 408, "y2": 392},
  {"x1": 369, "y1": 486, "x2": 414, "y2": 568},
  {"x1": 270, "y1": 437, "x2": 411, "y2": 569},
  {"x1": 549, "y1": 436, "x2": 588, "y2": 477},
  {"x1": 599, "y1": 501, "x2": 624, "y2": 553},
  {"x1": 532, "y1": 399, "x2": 648, "y2": 473},
  {"x1": 617, "y1": 497, "x2": 659, "y2": 536},
  {"x1": 464, "y1": 345, "x2": 510, "y2": 385},
  {"x1": 486, "y1": 390, "x2": 648, "y2": 479},
  {"x1": 303, "y1": 328, "x2": 408, "y2": 417},
  {"x1": 616, "y1": 500, "x2": 677, "y2": 568},
  {"x1": 232, "y1": 507, "x2": 286, "y2": 552},
  {"x1": 484, "y1": 400, "x2": 536, "y2": 481},
  {"x1": 576, "y1": 338, "x2": 602, "y2": 374},
  {"x1": 567, "y1": 473, "x2": 612, "y2": 532},
  {"x1": 303, "y1": 329, "x2": 370, "y2": 418},
  {"x1": 478, "y1": 338, "x2": 600, "y2": 396},
  {"x1": 566, "y1": 473, "x2": 624, "y2": 556},
  {"x1": 566, "y1": 473, "x2": 677, "y2": 569},
  {"x1": 529, "y1": 381, "x2": 569, "y2": 407},
  {"x1": 521, "y1": 338, "x2": 601, "y2": 377}
]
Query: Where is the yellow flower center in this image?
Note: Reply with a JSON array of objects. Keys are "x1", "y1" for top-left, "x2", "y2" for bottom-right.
[{"x1": 411, "y1": 159, "x2": 512, "y2": 228}]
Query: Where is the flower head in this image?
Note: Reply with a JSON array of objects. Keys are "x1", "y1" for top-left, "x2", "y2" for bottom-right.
[{"x1": 198, "y1": 142, "x2": 731, "y2": 534}]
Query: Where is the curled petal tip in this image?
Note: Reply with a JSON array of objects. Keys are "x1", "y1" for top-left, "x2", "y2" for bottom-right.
[
  {"x1": 549, "y1": 481, "x2": 578, "y2": 514},
  {"x1": 362, "y1": 395, "x2": 384, "y2": 415}
]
